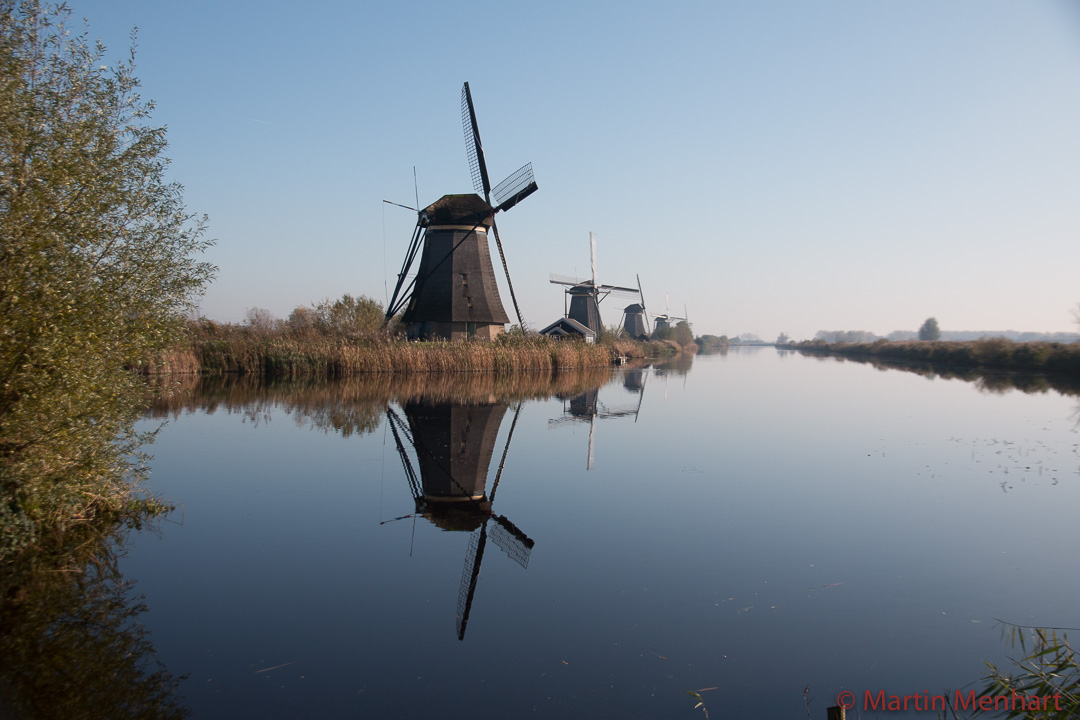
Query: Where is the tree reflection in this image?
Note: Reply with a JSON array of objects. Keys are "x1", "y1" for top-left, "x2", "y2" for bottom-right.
[
  {"x1": 0, "y1": 525, "x2": 187, "y2": 720},
  {"x1": 813, "y1": 355, "x2": 1080, "y2": 398}
]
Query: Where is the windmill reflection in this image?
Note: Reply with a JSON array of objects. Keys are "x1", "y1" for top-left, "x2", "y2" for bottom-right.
[
  {"x1": 549, "y1": 368, "x2": 646, "y2": 470},
  {"x1": 384, "y1": 400, "x2": 533, "y2": 641}
]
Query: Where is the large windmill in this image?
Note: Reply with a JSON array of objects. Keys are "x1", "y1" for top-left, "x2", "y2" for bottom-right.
[
  {"x1": 384, "y1": 400, "x2": 534, "y2": 641},
  {"x1": 384, "y1": 83, "x2": 537, "y2": 340},
  {"x1": 548, "y1": 233, "x2": 638, "y2": 336}
]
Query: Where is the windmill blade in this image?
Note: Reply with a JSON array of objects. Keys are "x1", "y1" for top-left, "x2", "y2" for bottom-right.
[
  {"x1": 598, "y1": 284, "x2": 640, "y2": 295},
  {"x1": 456, "y1": 524, "x2": 487, "y2": 641},
  {"x1": 461, "y1": 82, "x2": 491, "y2": 203},
  {"x1": 384, "y1": 218, "x2": 425, "y2": 323},
  {"x1": 550, "y1": 273, "x2": 589, "y2": 286},
  {"x1": 385, "y1": 407, "x2": 422, "y2": 504},
  {"x1": 489, "y1": 514, "x2": 534, "y2": 569},
  {"x1": 637, "y1": 274, "x2": 651, "y2": 334},
  {"x1": 492, "y1": 163, "x2": 538, "y2": 213},
  {"x1": 489, "y1": 217, "x2": 527, "y2": 329}
]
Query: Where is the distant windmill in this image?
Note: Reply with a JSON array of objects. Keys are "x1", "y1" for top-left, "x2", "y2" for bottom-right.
[
  {"x1": 384, "y1": 400, "x2": 534, "y2": 641},
  {"x1": 652, "y1": 294, "x2": 688, "y2": 334},
  {"x1": 549, "y1": 233, "x2": 638, "y2": 336},
  {"x1": 621, "y1": 274, "x2": 651, "y2": 340},
  {"x1": 385, "y1": 83, "x2": 537, "y2": 340}
]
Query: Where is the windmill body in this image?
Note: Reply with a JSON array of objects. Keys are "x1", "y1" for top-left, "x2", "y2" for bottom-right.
[
  {"x1": 567, "y1": 282, "x2": 603, "y2": 334},
  {"x1": 622, "y1": 303, "x2": 648, "y2": 340},
  {"x1": 400, "y1": 195, "x2": 509, "y2": 341}
]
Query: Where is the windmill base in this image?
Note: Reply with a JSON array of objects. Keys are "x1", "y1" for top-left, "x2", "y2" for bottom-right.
[{"x1": 405, "y1": 321, "x2": 505, "y2": 342}]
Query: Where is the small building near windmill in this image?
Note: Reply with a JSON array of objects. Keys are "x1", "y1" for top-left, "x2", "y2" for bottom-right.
[
  {"x1": 538, "y1": 316, "x2": 597, "y2": 343},
  {"x1": 400, "y1": 194, "x2": 509, "y2": 341}
]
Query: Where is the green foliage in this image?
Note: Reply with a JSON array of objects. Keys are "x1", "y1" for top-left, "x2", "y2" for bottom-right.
[
  {"x1": 696, "y1": 334, "x2": 730, "y2": 351},
  {"x1": 976, "y1": 626, "x2": 1079, "y2": 719},
  {"x1": 919, "y1": 316, "x2": 941, "y2": 341},
  {"x1": 286, "y1": 305, "x2": 317, "y2": 333},
  {"x1": 674, "y1": 320, "x2": 694, "y2": 347},
  {"x1": 792, "y1": 338, "x2": 1080, "y2": 379},
  {"x1": 313, "y1": 293, "x2": 384, "y2": 338},
  {"x1": 0, "y1": 1, "x2": 214, "y2": 558}
]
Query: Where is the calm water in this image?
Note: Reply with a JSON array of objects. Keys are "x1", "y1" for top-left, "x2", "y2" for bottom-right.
[{"x1": 115, "y1": 348, "x2": 1080, "y2": 718}]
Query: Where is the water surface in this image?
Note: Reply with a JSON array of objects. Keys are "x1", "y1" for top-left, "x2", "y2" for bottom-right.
[{"x1": 120, "y1": 349, "x2": 1080, "y2": 718}]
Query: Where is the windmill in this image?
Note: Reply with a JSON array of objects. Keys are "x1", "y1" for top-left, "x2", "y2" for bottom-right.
[
  {"x1": 548, "y1": 233, "x2": 638, "y2": 336},
  {"x1": 384, "y1": 399, "x2": 534, "y2": 641},
  {"x1": 548, "y1": 374, "x2": 646, "y2": 470},
  {"x1": 384, "y1": 83, "x2": 537, "y2": 340},
  {"x1": 652, "y1": 294, "x2": 688, "y2": 334},
  {"x1": 621, "y1": 274, "x2": 651, "y2": 340}
]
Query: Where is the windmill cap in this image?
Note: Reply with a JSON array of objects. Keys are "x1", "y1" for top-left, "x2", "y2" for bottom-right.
[{"x1": 422, "y1": 194, "x2": 495, "y2": 227}]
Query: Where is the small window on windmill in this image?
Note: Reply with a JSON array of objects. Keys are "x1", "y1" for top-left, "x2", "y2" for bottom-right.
[{"x1": 461, "y1": 274, "x2": 470, "y2": 297}]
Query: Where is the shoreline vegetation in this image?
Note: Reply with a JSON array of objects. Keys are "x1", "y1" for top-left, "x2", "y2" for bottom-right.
[
  {"x1": 788, "y1": 338, "x2": 1080, "y2": 378},
  {"x1": 139, "y1": 318, "x2": 696, "y2": 378}
]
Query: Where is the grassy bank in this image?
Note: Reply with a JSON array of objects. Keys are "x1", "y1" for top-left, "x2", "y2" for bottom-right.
[
  {"x1": 791, "y1": 338, "x2": 1080, "y2": 376},
  {"x1": 141, "y1": 321, "x2": 681, "y2": 377}
]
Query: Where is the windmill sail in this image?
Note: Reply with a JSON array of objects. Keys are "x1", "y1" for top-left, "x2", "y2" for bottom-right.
[{"x1": 462, "y1": 82, "x2": 491, "y2": 201}]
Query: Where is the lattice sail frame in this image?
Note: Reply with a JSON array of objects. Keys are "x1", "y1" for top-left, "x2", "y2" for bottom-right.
[{"x1": 461, "y1": 83, "x2": 490, "y2": 200}]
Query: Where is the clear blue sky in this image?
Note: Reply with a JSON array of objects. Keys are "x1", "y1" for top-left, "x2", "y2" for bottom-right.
[{"x1": 79, "y1": 0, "x2": 1080, "y2": 340}]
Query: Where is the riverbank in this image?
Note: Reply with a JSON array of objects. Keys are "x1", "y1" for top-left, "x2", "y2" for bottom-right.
[
  {"x1": 789, "y1": 338, "x2": 1080, "y2": 376},
  {"x1": 140, "y1": 321, "x2": 690, "y2": 377}
]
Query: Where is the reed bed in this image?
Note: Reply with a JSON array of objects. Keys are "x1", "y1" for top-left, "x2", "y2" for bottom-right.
[
  {"x1": 793, "y1": 338, "x2": 1080, "y2": 376},
  {"x1": 143, "y1": 323, "x2": 672, "y2": 378}
]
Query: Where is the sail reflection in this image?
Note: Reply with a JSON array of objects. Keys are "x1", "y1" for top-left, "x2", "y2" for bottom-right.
[{"x1": 549, "y1": 368, "x2": 647, "y2": 470}]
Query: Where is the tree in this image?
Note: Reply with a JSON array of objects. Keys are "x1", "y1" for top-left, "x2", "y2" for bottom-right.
[
  {"x1": 918, "y1": 317, "x2": 941, "y2": 341},
  {"x1": 674, "y1": 321, "x2": 694, "y2": 347},
  {"x1": 0, "y1": 1, "x2": 214, "y2": 558},
  {"x1": 313, "y1": 294, "x2": 384, "y2": 337},
  {"x1": 776, "y1": 332, "x2": 790, "y2": 345},
  {"x1": 286, "y1": 306, "x2": 317, "y2": 333},
  {"x1": 246, "y1": 306, "x2": 280, "y2": 332}
]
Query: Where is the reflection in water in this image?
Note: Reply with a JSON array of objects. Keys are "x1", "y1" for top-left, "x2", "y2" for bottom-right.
[
  {"x1": 0, "y1": 533, "x2": 187, "y2": 720},
  {"x1": 146, "y1": 368, "x2": 614, "y2": 437},
  {"x1": 385, "y1": 399, "x2": 533, "y2": 641},
  {"x1": 549, "y1": 371, "x2": 646, "y2": 470},
  {"x1": 800, "y1": 351, "x2": 1080, "y2": 398}
]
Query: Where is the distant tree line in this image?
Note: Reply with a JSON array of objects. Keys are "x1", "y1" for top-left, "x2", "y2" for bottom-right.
[
  {"x1": 812, "y1": 327, "x2": 1080, "y2": 344},
  {"x1": 695, "y1": 334, "x2": 730, "y2": 351}
]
